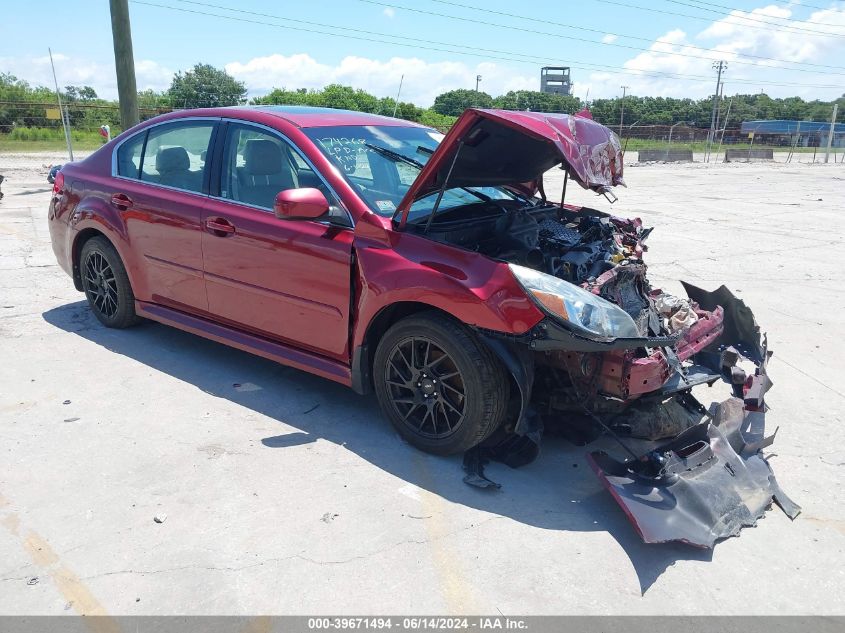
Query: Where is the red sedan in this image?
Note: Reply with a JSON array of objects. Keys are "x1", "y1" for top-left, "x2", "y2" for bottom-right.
[{"x1": 48, "y1": 106, "x2": 796, "y2": 546}]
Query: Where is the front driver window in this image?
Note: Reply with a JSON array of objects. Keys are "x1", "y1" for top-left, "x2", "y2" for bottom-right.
[
  {"x1": 220, "y1": 125, "x2": 349, "y2": 226},
  {"x1": 221, "y1": 126, "x2": 307, "y2": 210}
]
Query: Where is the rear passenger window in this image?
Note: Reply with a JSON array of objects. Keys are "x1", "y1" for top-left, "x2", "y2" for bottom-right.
[
  {"x1": 116, "y1": 133, "x2": 145, "y2": 179},
  {"x1": 140, "y1": 122, "x2": 214, "y2": 194}
]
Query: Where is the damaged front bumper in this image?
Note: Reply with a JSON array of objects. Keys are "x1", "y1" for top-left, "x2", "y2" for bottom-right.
[
  {"x1": 587, "y1": 399, "x2": 800, "y2": 548},
  {"x1": 473, "y1": 282, "x2": 799, "y2": 548}
]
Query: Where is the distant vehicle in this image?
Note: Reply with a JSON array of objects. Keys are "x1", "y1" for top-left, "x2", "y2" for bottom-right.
[
  {"x1": 47, "y1": 106, "x2": 796, "y2": 546},
  {"x1": 47, "y1": 164, "x2": 62, "y2": 184}
]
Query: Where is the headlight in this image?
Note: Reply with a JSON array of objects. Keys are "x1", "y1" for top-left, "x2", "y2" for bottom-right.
[{"x1": 509, "y1": 263, "x2": 640, "y2": 339}]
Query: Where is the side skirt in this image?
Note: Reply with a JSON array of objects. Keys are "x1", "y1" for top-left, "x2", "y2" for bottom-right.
[{"x1": 135, "y1": 301, "x2": 352, "y2": 387}]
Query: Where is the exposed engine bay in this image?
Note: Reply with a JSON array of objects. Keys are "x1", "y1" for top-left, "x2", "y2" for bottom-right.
[
  {"x1": 418, "y1": 199, "x2": 694, "y2": 340},
  {"x1": 413, "y1": 198, "x2": 800, "y2": 548}
]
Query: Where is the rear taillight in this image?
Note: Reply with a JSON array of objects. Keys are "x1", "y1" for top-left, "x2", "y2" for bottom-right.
[{"x1": 52, "y1": 171, "x2": 65, "y2": 196}]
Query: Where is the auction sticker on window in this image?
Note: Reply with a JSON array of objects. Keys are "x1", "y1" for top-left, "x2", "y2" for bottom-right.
[{"x1": 375, "y1": 200, "x2": 396, "y2": 212}]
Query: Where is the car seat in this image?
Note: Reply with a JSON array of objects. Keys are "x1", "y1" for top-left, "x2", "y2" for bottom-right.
[{"x1": 238, "y1": 139, "x2": 299, "y2": 208}]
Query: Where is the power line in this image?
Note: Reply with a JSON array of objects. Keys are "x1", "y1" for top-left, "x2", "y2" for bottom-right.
[
  {"x1": 680, "y1": 0, "x2": 841, "y2": 17},
  {"x1": 593, "y1": 0, "x2": 845, "y2": 37},
  {"x1": 129, "y1": 1, "x2": 845, "y2": 90},
  {"x1": 426, "y1": 0, "x2": 845, "y2": 72},
  {"x1": 665, "y1": 0, "x2": 845, "y2": 34},
  {"x1": 358, "y1": 0, "x2": 845, "y2": 75}
]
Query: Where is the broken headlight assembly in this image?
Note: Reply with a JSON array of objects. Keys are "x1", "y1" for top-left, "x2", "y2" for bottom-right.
[{"x1": 509, "y1": 263, "x2": 640, "y2": 340}]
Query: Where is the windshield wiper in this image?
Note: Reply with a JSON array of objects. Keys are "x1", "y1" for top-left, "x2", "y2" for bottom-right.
[
  {"x1": 365, "y1": 142, "x2": 491, "y2": 206},
  {"x1": 364, "y1": 143, "x2": 424, "y2": 169}
]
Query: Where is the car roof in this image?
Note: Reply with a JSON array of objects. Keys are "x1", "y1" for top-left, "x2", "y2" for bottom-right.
[{"x1": 163, "y1": 105, "x2": 428, "y2": 129}]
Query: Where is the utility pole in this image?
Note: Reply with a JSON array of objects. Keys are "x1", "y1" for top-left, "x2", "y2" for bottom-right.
[
  {"x1": 707, "y1": 61, "x2": 726, "y2": 162},
  {"x1": 110, "y1": 0, "x2": 139, "y2": 130},
  {"x1": 707, "y1": 61, "x2": 728, "y2": 163},
  {"x1": 619, "y1": 85, "x2": 629, "y2": 138},
  {"x1": 473, "y1": 75, "x2": 482, "y2": 108},
  {"x1": 392, "y1": 74, "x2": 404, "y2": 118},
  {"x1": 715, "y1": 97, "x2": 733, "y2": 162},
  {"x1": 48, "y1": 48, "x2": 73, "y2": 162},
  {"x1": 824, "y1": 103, "x2": 838, "y2": 164},
  {"x1": 714, "y1": 80, "x2": 725, "y2": 139}
]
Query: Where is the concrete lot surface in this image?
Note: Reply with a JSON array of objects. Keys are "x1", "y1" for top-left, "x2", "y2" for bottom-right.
[{"x1": 0, "y1": 151, "x2": 843, "y2": 615}]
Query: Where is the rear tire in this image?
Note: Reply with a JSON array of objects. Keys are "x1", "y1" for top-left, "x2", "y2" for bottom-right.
[
  {"x1": 80, "y1": 236, "x2": 140, "y2": 329},
  {"x1": 373, "y1": 312, "x2": 509, "y2": 455}
]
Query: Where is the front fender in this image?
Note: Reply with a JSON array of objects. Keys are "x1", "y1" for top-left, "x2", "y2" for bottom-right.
[{"x1": 352, "y1": 230, "x2": 544, "y2": 350}]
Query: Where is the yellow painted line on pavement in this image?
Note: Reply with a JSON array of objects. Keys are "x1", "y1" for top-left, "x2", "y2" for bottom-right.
[
  {"x1": 0, "y1": 493, "x2": 121, "y2": 633},
  {"x1": 413, "y1": 454, "x2": 480, "y2": 614}
]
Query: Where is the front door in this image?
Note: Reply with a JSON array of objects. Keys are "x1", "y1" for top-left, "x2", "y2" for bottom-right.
[{"x1": 201, "y1": 123, "x2": 353, "y2": 361}]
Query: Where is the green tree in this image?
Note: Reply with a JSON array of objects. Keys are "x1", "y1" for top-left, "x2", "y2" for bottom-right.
[
  {"x1": 251, "y1": 87, "x2": 311, "y2": 106},
  {"x1": 418, "y1": 109, "x2": 457, "y2": 130},
  {"x1": 64, "y1": 85, "x2": 98, "y2": 102},
  {"x1": 432, "y1": 89, "x2": 493, "y2": 116},
  {"x1": 167, "y1": 63, "x2": 246, "y2": 109},
  {"x1": 492, "y1": 90, "x2": 581, "y2": 113}
]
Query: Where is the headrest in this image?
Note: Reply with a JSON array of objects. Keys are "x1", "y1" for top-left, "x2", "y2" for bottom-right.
[
  {"x1": 155, "y1": 147, "x2": 190, "y2": 173},
  {"x1": 243, "y1": 139, "x2": 283, "y2": 175}
]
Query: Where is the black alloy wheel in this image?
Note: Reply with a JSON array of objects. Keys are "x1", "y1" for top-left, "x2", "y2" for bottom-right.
[
  {"x1": 373, "y1": 312, "x2": 509, "y2": 455},
  {"x1": 385, "y1": 335, "x2": 467, "y2": 440},
  {"x1": 79, "y1": 236, "x2": 140, "y2": 328},
  {"x1": 83, "y1": 250, "x2": 119, "y2": 319}
]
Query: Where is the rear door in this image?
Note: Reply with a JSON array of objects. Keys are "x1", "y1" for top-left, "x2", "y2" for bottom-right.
[
  {"x1": 201, "y1": 122, "x2": 353, "y2": 361},
  {"x1": 113, "y1": 119, "x2": 217, "y2": 312}
]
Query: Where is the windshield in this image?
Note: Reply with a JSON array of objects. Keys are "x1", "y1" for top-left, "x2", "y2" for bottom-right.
[{"x1": 303, "y1": 125, "x2": 527, "y2": 220}]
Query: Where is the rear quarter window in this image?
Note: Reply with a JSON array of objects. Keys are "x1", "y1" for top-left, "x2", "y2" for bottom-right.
[{"x1": 116, "y1": 132, "x2": 145, "y2": 179}]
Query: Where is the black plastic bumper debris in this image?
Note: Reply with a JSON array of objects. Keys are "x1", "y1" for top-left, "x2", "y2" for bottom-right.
[{"x1": 587, "y1": 403, "x2": 799, "y2": 548}]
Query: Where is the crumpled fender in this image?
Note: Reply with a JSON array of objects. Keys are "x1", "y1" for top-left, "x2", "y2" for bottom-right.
[{"x1": 682, "y1": 281, "x2": 764, "y2": 364}]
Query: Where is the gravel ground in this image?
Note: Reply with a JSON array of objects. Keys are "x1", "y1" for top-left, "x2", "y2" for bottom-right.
[{"x1": 0, "y1": 150, "x2": 843, "y2": 615}]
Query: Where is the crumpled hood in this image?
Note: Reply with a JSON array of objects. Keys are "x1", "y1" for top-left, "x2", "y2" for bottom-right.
[{"x1": 397, "y1": 108, "x2": 625, "y2": 226}]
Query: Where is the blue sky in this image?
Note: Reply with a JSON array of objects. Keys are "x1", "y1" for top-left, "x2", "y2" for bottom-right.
[{"x1": 2, "y1": 0, "x2": 845, "y2": 105}]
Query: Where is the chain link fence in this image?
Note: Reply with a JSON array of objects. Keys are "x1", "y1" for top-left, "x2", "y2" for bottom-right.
[
  {"x1": 0, "y1": 101, "x2": 172, "y2": 150},
  {"x1": 619, "y1": 123, "x2": 845, "y2": 163}
]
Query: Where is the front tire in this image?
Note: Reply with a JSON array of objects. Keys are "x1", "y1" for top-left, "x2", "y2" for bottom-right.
[
  {"x1": 80, "y1": 236, "x2": 140, "y2": 329},
  {"x1": 373, "y1": 312, "x2": 509, "y2": 456}
]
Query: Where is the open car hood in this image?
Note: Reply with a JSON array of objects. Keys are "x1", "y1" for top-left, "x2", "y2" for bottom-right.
[{"x1": 396, "y1": 108, "x2": 625, "y2": 227}]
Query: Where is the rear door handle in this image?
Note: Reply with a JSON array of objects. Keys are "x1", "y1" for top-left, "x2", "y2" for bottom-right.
[
  {"x1": 206, "y1": 217, "x2": 236, "y2": 235},
  {"x1": 111, "y1": 193, "x2": 133, "y2": 209}
]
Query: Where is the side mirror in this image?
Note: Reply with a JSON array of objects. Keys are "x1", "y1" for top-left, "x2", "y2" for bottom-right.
[{"x1": 274, "y1": 188, "x2": 330, "y2": 220}]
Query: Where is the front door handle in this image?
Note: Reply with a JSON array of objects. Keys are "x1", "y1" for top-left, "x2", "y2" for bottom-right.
[
  {"x1": 111, "y1": 193, "x2": 133, "y2": 210},
  {"x1": 206, "y1": 217, "x2": 236, "y2": 235}
]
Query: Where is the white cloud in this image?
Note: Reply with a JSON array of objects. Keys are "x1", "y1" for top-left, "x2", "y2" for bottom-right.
[
  {"x1": 5, "y1": 3, "x2": 845, "y2": 107},
  {"x1": 0, "y1": 54, "x2": 173, "y2": 99},
  {"x1": 578, "y1": 4, "x2": 845, "y2": 100},
  {"x1": 135, "y1": 59, "x2": 175, "y2": 91},
  {"x1": 225, "y1": 53, "x2": 536, "y2": 106},
  {"x1": 383, "y1": 7, "x2": 395, "y2": 18},
  {"x1": 601, "y1": 34, "x2": 618, "y2": 44}
]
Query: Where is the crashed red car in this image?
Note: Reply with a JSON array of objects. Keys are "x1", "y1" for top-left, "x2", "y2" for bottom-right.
[{"x1": 48, "y1": 106, "x2": 798, "y2": 547}]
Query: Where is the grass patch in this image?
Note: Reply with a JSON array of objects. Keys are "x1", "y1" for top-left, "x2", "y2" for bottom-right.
[
  {"x1": 621, "y1": 137, "x2": 836, "y2": 154},
  {"x1": 0, "y1": 128, "x2": 109, "y2": 153}
]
